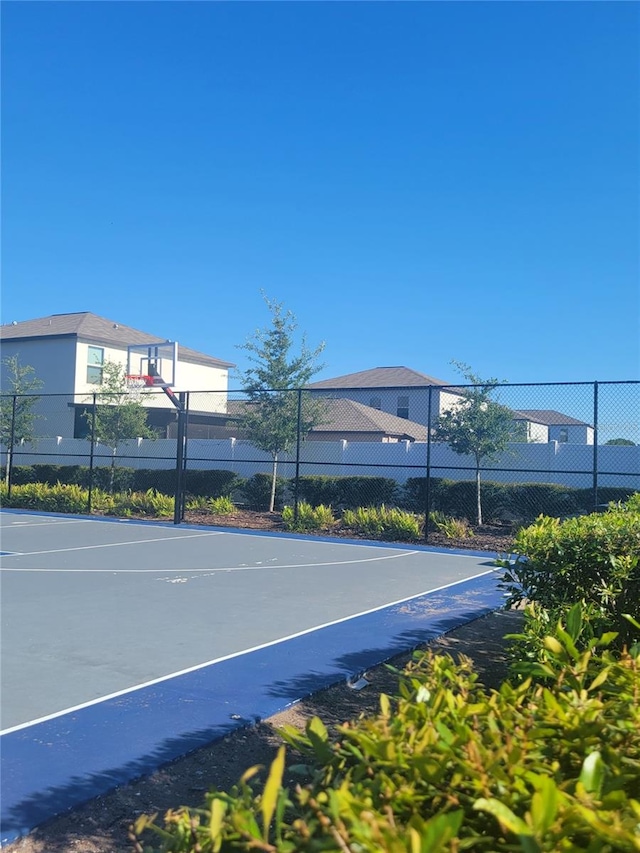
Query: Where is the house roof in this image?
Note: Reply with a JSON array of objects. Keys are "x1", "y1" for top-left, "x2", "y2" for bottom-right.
[
  {"x1": 513, "y1": 409, "x2": 591, "y2": 427},
  {"x1": 0, "y1": 312, "x2": 234, "y2": 369},
  {"x1": 227, "y1": 397, "x2": 427, "y2": 441},
  {"x1": 307, "y1": 366, "x2": 451, "y2": 390},
  {"x1": 311, "y1": 398, "x2": 427, "y2": 440}
]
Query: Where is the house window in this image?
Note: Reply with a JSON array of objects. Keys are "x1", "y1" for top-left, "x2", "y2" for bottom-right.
[
  {"x1": 369, "y1": 397, "x2": 382, "y2": 410},
  {"x1": 558, "y1": 427, "x2": 569, "y2": 443},
  {"x1": 87, "y1": 346, "x2": 104, "y2": 384},
  {"x1": 397, "y1": 395, "x2": 409, "y2": 419}
]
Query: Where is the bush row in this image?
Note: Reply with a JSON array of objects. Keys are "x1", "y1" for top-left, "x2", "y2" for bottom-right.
[
  {"x1": 0, "y1": 482, "x2": 174, "y2": 517},
  {"x1": 500, "y1": 493, "x2": 640, "y2": 654},
  {"x1": 4, "y1": 465, "x2": 636, "y2": 521}
]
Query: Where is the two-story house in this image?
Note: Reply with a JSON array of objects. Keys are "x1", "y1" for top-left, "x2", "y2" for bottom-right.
[
  {"x1": 307, "y1": 366, "x2": 464, "y2": 428},
  {"x1": 0, "y1": 312, "x2": 234, "y2": 439}
]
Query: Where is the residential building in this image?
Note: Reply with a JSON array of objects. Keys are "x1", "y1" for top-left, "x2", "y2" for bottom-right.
[
  {"x1": 307, "y1": 366, "x2": 464, "y2": 428},
  {"x1": 513, "y1": 410, "x2": 595, "y2": 444},
  {"x1": 0, "y1": 312, "x2": 234, "y2": 439}
]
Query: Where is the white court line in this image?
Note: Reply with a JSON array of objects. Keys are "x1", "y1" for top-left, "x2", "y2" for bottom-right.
[
  {"x1": 0, "y1": 530, "x2": 226, "y2": 559},
  {"x1": 0, "y1": 518, "x2": 103, "y2": 529},
  {"x1": 0, "y1": 568, "x2": 498, "y2": 735},
  {"x1": 0, "y1": 549, "x2": 423, "y2": 572}
]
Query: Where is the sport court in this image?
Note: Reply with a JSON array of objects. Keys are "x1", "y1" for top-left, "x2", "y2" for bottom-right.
[{"x1": 1, "y1": 509, "x2": 505, "y2": 845}]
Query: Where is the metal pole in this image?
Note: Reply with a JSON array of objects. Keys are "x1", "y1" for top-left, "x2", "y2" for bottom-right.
[
  {"x1": 424, "y1": 386, "x2": 433, "y2": 542},
  {"x1": 294, "y1": 388, "x2": 302, "y2": 522},
  {"x1": 592, "y1": 381, "x2": 599, "y2": 511},
  {"x1": 173, "y1": 392, "x2": 187, "y2": 525},
  {"x1": 87, "y1": 394, "x2": 97, "y2": 513},
  {"x1": 7, "y1": 395, "x2": 17, "y2": 499}
]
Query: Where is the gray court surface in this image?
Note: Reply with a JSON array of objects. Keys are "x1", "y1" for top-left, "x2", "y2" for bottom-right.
[{"x1": 0, "y1": 511, "x2": 497, "y2": 732}]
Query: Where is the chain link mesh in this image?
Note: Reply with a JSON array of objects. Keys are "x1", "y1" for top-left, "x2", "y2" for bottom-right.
[{"x1": 2, "y1": 381, "x2": 638, "y2": 525}]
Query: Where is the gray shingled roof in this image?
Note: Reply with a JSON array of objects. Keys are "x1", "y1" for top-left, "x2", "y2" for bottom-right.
[
  {"x1": 0, "y1": 312, "x2": 234, "y2": 369},
  {"x1": 513, "y1": 409, "x2": 591, "y2": 427},
  {"x1": 227, "y1": 397, "x2": 427, "y2": 440},
  {"x1": 307, "y1": 366, "x2": 450, "y2": 389},
  {"x1": 311, "y1": 398, "x2": 427, "y2": 440}
]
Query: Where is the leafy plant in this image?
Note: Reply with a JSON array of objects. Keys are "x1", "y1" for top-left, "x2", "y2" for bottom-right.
[
  {"x1": 341, "y1": 505, "x2": 421, "y2": 541},
  {"x1": 236, "y1": 294, "x2": 326, "y2": 512},
  {"x1": 133, "y1": 622, "x2": 640, "y2": 853},
  {"x1": 84, "y1": 360, "x2": 156, "y2": 492},
  {"x1": 434, "y1": 361, "x2": 517, "y2": 525},
  {"x1": 108, "y1": 489, "x2": 174, "y2": 517},
  {"x1": 500, "y1": 496, "x2": 640, "y2": 650},
  {"x1": 282, "y1": 502, "x2": 336, "y2": 531},
  {"x1": 430, "y1": 512, "x2": 475, "y2": 539},
  {"x1": 0, "y1": 355, "x2": 44, "y2": 485},
  {"x1": 207, "y1": 495, "x2": 236, "y2": 515}
]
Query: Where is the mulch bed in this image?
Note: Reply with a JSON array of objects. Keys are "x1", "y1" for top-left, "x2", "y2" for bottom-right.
[{"x1": 182, "y1": 508, "x2": 518, "y2": 554}]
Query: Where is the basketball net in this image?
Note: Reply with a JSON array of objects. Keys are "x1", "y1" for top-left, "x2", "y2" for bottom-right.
[{"x1": 125, "y1": 374, "x2": 153, "y2": 399}]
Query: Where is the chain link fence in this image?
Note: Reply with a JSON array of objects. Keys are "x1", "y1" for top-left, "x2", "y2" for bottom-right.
[{"x1": 2, "y1": 381, "x2": 638, "y2": 535}]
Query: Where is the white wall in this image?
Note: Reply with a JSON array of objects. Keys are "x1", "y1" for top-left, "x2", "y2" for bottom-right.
[{"x1": 5, "y1": 438, "x2": 639, "y2": 490}]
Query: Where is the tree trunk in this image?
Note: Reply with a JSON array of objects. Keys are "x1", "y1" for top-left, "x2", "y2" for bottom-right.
[
  {"x1": 475, "y1": 464, "x2": 482, "y2": 526},
  {"x1": 4, "y1": 446, "x2": 12, "y2": 487},
  {"x1": 269, "y1": 454, "x2": 278, "y2": 513},
  {"x1": 109, "y1": 448, "x2": 117, "y2": 493}
]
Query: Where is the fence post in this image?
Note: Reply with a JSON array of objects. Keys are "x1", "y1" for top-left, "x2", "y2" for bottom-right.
[
  {"x1": 7, "y1": 395, "x2": 17, "y2": 498},
  {"x1": 87, "y1": 394, "x2": 97, "y2": 513},
  {"x1": 294, "y1": 388, "x2": 302, "y2": 522},
  {"x1": 592, "y1": 381, "x2": 599, "y2": 511},
  {"x1": 424, "y1": 386, "x2": 433, "y2": 542}
]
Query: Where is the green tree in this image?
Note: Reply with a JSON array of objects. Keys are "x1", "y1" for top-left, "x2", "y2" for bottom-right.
[
  {"x1": 434, "y1": 361, "x2": 516, "y2": 526},
  {"x1": 0, "y1": 355, "x2": 44, "y2": 485},
  {"x1": 85, "y1": 360, "x2": 156, "y2": 491},
  {"x1": 604, "y1": 438, "x2": 636, "y2": 446},
  {"x1": 237, "y1": 295, "x2": 326, "y2": 512}
]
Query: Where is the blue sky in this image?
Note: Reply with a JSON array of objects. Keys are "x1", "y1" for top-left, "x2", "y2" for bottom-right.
[{"x1": 2, "y1": 1, "x2": 639, "y2": 387}]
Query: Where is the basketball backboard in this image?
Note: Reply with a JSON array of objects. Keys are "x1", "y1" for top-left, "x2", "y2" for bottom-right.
[{"x1": 126, "y1": 341, "x2": 178, "y2": 388}]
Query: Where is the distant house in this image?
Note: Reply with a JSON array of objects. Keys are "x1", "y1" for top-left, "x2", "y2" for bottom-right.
[
  {"x1": 513, "y1": 410, "x2": 594, "y2": 444},
  {"x1": 0, "y1": 312, "x2": 234, "y2": 439},
  {"x1": 307, "y1": 366, "x2": 464, "y2": 428},
  {"x1": 212, "y1": 398, "x2": 427, "y2": 443}
]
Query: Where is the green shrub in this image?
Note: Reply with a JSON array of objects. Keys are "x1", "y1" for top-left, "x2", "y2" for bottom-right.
[
  {"x1": 342, "y1": 505, "x2": 421, "y2": 541},
  {"x1": 430, "y1": 512, "x2": 474, "y2": 539},
  {"x1": 131, "y1": 468, "x2": 177, "y2": 495},
  {"x1": 184, "y1": 469, "x2": 243, "y2": 498},
  {"x1": 207, "y1": 495, "x2": 236, "y2": 515},
  {"x1": 505, "y1": 482, "x2": 580, "y2": 522},
  {"x1": 133, "y1": 621, "x2": 640, "y2": 853},
  {"x1": 0, "y1": 482, "x2": 89, "y2": 513},
  {"x1": 282, "y1": 502, "x2": 336, "y2": 532},
  {"x1": 296, "y1": 475, "x2": 398, "y2": 510},
  {"x1": 8, "y1": 465, "x2": 38, "y2": 484},
  {"x1": 108, "y1": 489, "x2": 174, "y2": 518},
  {"x1": 241, "y1": 473, "x2": 289, "y2": 511},
  {"x1": 90, "y1": 465, "x2": 136, "y2": 492},
  {"x1": 500, "y1": 495, "x2": 640, "y2": 651}
]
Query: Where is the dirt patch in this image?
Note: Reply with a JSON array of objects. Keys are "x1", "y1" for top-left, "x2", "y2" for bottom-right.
[{"x1": 4, "y1": 514, "x2": 520, "y2": 853}]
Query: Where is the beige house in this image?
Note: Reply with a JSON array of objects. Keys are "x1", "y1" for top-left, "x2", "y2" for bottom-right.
[
  {"x1": 307, "y1": 366, "x2": 464, "y2": 428},
  {"x1": 0, "y1": 312, "x2": 234, "y2": 438}
]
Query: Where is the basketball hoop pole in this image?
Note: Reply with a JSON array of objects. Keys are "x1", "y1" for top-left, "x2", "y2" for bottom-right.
[{"x1": 162, "y1": 388, "x2": 187, "y2": 525}]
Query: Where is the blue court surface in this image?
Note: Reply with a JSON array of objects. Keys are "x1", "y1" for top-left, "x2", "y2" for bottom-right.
[{"x1": 0, "y1": 509, "x2": 506, "y2": 845}]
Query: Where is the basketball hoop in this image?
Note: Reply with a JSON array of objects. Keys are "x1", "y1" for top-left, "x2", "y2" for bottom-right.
[{"x1": 126, "y1": 374, "x2": 154, "y2": 391}]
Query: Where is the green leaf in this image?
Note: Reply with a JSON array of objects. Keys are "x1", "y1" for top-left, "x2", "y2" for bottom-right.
[
  {"x1": 565, "y1": 602, "x2": 583, "y2": 641},
  {"x1": 473, "y1": 798, "x2": 532, "y2": 836},
  {"x1": 579, "y1": 750, "x2": 605, "y2": 796},
  {"x1": 529, "y1": 776, "x2": 559, "y2": 834},
  {"x1": 261, "y1": 745, "x2": 285, "y2": 841},
  {"x1": 208, "y1": 797, "x2": 227, "y2": 851}
]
